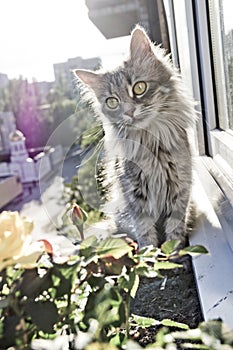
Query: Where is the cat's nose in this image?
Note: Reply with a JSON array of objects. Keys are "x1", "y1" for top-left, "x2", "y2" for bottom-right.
[{"x1": 125, "y1": 106, "x2": 135, "y2": 117}]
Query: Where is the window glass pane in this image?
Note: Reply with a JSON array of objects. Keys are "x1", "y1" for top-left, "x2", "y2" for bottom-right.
[
  {"x1": 209, "y1": 0, "x2": 233, "y2": 130},
  {"x1": 221, "y1": 0, "x2": 233, "y2": 129}
]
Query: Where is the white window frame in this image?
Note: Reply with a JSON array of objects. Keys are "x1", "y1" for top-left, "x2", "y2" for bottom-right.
[
  {"x1": 167, "y1": 0, "x2": 233, "y2": 201},
  {"x1": 195, "y1": 0, "x2": 233, "y2": 205},
  {"x1": 165, "y1": 0, "x2": 205, "y2": 155},
  {"x1": 164, "y1": 0, "x2": 233, "y2": 328},
  {"x1": 208, "y1": 0, "x2": 231, "y2": 131}
]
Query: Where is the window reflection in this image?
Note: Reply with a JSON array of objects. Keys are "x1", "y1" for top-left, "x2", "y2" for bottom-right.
[{"x1": 221, "y1": 0, "x2": 233, "y2": 129}]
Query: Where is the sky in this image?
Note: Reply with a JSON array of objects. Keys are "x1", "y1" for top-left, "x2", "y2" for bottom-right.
[
  {"x1": 222, "y1": 0, "x2": 233, "y2": 34},
  {"x1": 1, "y1": 0, "x2": 232, "y2": 83},
  {"x1": 0, "y1": 0, "x2": 130, "y2": 82}
]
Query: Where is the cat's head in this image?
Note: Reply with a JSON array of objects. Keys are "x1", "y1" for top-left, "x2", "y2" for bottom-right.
[{"x1": 75, "y1": 26, "x2": 175, "y2": 130}]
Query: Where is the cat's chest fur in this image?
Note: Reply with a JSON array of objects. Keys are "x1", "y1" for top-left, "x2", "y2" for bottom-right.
[{"x1": 104, "y1": 125, "x2": 187, "y2": 220}]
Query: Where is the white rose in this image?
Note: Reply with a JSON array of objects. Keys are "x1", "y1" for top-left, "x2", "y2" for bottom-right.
[{"x1": 0, "y1": 211, "x2": 45, "y2": 271}]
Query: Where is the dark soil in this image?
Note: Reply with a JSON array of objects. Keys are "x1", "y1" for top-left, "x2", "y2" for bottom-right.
[{"x1": 130, "y1": 256, "x2": 203, "y2": 347}]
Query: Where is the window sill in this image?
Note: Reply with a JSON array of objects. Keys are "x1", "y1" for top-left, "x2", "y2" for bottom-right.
[
  {"x1": 190, "y1": 156, "x2": 233, "y2": 328},
  {"x1": 210, "y1": 129, "x2": 233, "y2": 171}
]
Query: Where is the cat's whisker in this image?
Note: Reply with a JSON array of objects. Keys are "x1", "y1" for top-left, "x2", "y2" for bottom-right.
[
  {"x1": 135, "y1": 105, "x2": 154, "y2": 117},
  {"x1": 116, "y1": 122, "x2": 126, "y2": 138},
  {"x1": 95, "y1": 138, "x2": 105, "y2": 154}
]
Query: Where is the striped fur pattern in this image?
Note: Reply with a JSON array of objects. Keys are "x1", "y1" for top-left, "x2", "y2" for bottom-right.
[{"x1": 74, "y1": 26, "x2": 196, "y2": 247}]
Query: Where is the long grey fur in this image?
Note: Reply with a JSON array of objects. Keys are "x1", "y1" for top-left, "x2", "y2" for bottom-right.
[{"x1": 74, "y1": 25, "x2": 197, "y2": 247}]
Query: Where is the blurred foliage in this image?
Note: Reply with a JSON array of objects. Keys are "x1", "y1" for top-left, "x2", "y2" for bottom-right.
[
  {"x1": 80, "y1": 123, "x2": 104, "y2": 150},
  {"x1": 0, "y1": 77, "x2": 42, "y2": 148},
  {"x1": 0, "y1": 75, "x2": 97, "y2": 149},
  {"x1": 60, "y1": 122, "x2": 105, "y2": 240},
  {"x1": 0, "y1": 233, "x2": 213, "y2": 350},
  {"x1": 61, "y1": 166, "x2": 104, "y2": 241}
]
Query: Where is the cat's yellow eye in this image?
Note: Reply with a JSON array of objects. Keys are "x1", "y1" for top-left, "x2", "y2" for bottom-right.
[
  {"x1": 106, "y1": 97, "x2": 119, "y2": 109},
  {"x1": 133, "y1": 81, "x2": 147, "y2": 96}
]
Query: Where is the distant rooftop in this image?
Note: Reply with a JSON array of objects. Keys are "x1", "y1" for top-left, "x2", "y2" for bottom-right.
[
  {"x1": 0, "y1": 175, "x2": 13, "y2": 183},
  {"x1": 0, "y1": 72, "x2": 9, "y2": 88},
  {"x1": 0, "y1": 146, "x2": 51, "y2": 163},
  {"x1": 9, "y1": 130, "x2": 25, "y2": 142}
]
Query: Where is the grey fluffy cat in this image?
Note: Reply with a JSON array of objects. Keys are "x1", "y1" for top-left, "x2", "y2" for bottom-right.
[{"x1": 75, "y1": 26, "x2": 196, "y2": 248}]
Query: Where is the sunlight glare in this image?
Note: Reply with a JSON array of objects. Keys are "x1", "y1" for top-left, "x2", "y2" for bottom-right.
[{"x1": 0, "y1": 0, "x2": 111, "y2": 81}]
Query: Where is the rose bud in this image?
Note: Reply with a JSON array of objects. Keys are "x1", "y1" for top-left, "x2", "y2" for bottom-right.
[{"x1": 70, "y1": 204, "x2": 86, "y2": 240}]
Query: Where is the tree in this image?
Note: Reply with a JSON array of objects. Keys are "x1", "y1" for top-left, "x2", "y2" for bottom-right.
[
  {"x1": 0, "y1": 77, "x2": 43, "y2": 148},
  {"x1": 16, "y1": 80, "x2": 42, "y2": 148}
]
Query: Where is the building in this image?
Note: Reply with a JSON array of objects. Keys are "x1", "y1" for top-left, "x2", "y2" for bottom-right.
[
  {"x1": 0, "y1": 111, "x2": 16, "y2": 152},
  {"x1": 0, "y1": 129, "x2": 64, "y2": 183},
  {"x1": 86, "y1": 0, "x2": 149, "y2": 38},
  {"x1": 85, "y1": 0, "x2": 170, "y2": 50},
  {"x1": 33, "y1": 81, "x2": 54, "y2": 103},
  {"x1": 0, "y1": 175, "x2": 22, "y2": 209},
  {"x1": 53, "y1": 56, "x2": 101, "y2": 94},
  {"x1": 0, "y1": 73, "x2": 9, "y2": 89},
  {"x1": 9, "y1": 130, "x2": 38, "y2": 182}
]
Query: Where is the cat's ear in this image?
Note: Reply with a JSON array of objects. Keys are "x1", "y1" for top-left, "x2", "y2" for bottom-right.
[
  {"x1": 130, "y1": 26, "x2": 153, "y2": 60},
  {"x1": 74, "y1": 69, "x2": 103, "y2": 90}
]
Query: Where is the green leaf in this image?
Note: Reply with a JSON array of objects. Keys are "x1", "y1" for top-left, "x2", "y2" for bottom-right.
[
  {"x1": 161, "y1": 240, "x2": 181, "y2": 255},
  {"x1": 154, "y1": 261, "x2": 182, "y2": 270},
  {"x1": 130, "y1": 274, "x2": 140, "y2": 298},
  {"x1": 87, "y1": 275, "x2": 106, "y2": 289},
  {"x1": 119, "y1": 269, "x2": 140, "y2": 297},
  {"x1": 79, "y1": 235, "x2": 98, "y2": 258},
  {"x1": 52, "y1": 263, "x2": 78, "y2": 297},
  {"x1": 110, "y1": 332, "x2": 127, "y2": 348},
  {"x1": 131, "y1": 314, "x2": 160, "y2": 328},
  {"x1": 180, "y1": 344, "x2": 210, "y2": 349},
  {"x1": 26, "y1": 300, "x2": 59, "y2": 333},
  {"x1": 0, "y1": 298, "x2": 8, "y2": 309},
  {"x1": 80, "y1": 235, "x2": 98, "y2": 250},
  {"x1": 179, "y1": 245, "x2": 208, "y2": 257},
  {"x1": 137, "y1": 246, "x2": 158, "y2": 255},
  {"x1": 135, "y1": 264, "x2": 159, "y2": 278},
  {"x1": 83, "y1": 288, "x2": 123, "y2": 330},
  {"x1": 2, "y1": 315, "x2": 21, "y2": 348},
  {"x1": 96, "y1": 238, "x2": 132, "y2": 259},
  {"x1": 19, "y1": 268, "x2": 52, "y2": 298},
  {"x1": 161, "y1": 319, "x2": 189, "y2": 330}
]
